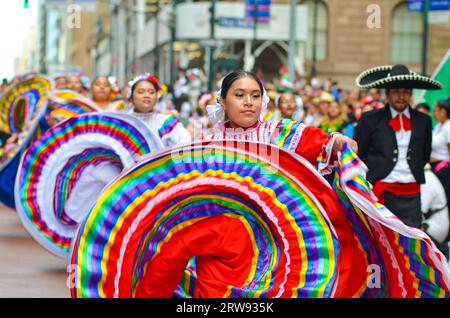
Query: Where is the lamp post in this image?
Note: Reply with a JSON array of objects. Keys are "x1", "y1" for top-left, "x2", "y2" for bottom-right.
[
  {"x1": 155, "y1": 0, "x2": 160, "y2": 78},
  {"x1": 169, "y1": 0, "x2": 177, "y2": 84},
  {"x1": 208, "y1": 0, "x2": 216, "y2": 91},
  {"x1": 311, "y1": 0, "x2": 318, "y2": 78},
  {"x1": 421, "y1": 0, "x2": 429, "y2": 75},
  {"x1": 94, "y1": 17, "x2": 103, "y2": 75},
  {"x1": 65, "y1": 0, "x2": 75, "y2": 74},
  {"x1": 109, "y1": 1, "x2": 119, "y2": 77},
  {"x1": 252, "y1": 0, "x2": 258, "y2": 71},
  {"x1": 288, "y1": 0, "x2": 297, "y2": 84}
]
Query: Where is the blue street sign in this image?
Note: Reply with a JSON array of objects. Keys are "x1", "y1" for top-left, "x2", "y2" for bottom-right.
[
  {"x1": 246, "y1": 0, "x2": 271, "y2": 5},
  {"x1": 245, "y1": 0, "x2": 271, "y2": 23},
  {"x1": 217, "y1": 17, "x2": 254, "y2": 28},
  {"x1": 408, "y1": 0, "x2": 450, "y2": 11}
]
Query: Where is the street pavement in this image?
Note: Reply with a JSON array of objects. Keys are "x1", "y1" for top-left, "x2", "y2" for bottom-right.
[{"x1": 0, "y1": 204, "x2": 69, "y2": 298}]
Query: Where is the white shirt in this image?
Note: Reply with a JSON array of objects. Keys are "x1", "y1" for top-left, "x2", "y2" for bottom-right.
[
  {"x1": 431, "y1": 120, "x2": 450, "y2": 162},
  {"x1": 303, "y1": 113, "x2": 321, "y2": 126},
  {"x1": 421, "y1": 164, "x2": 449, "y2": 243},
  {"x1": 382, "y1": 107, "x2": 416, "y2": 183},
  {"x1": 204, "y1": 120, "x2": 278, "y2": 144}
]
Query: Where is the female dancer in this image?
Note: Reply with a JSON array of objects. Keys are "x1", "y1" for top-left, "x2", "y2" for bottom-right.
[
  {"x1": 90, "y1": 76, "x2": 117, "y2": 111},
  {"x1": 205, "y1": 70, "x2": 356, "y2": 174},
  {"x1": 127, "y1": 73, "x2": 191, "y2": 147},
  {"x1": 70, "y1": 70, "x2": 450, "y2": 299}
]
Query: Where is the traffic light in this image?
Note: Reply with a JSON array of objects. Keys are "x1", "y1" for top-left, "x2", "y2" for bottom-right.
[{"x1": 24, "y1": 0, "x2": 29, "y2": 9}]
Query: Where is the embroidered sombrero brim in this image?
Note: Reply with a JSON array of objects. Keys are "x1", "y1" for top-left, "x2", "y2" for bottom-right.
[{"x1": 356, "y1": 65, "x2": 443, "y2": 90}]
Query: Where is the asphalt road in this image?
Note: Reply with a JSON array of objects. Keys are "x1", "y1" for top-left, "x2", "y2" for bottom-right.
[{"x1": 0, "y1": 204, "x2": 69, "y2": 298}]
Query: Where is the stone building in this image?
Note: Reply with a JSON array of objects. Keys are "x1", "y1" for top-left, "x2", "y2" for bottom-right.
[{"x1": 37, "y1": 0, "x2": 450, "y2": 89}]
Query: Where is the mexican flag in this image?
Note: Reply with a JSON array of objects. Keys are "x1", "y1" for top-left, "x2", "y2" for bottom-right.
[{"x1": 415, "y1": 49, "x2": 450, "y2": 116}]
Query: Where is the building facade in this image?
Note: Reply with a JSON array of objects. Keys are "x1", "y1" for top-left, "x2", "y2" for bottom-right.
[
  {"x1": 36, "y1": 0, "x2": 95, "y2": 76},
  {"x1": 36, "y1": 0, "x2": 450, "y2": 89},
  {"x1": 306, "y1": 0, "x2": 450, "y2": 87},
  {"x1": 15, "y1": 26, "x2": 39, "y2": 75}
]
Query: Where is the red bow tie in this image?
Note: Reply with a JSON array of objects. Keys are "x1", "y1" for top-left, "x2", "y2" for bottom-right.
[{"x1": 389, "y1": 114, "x2": 411, "y2": 132}]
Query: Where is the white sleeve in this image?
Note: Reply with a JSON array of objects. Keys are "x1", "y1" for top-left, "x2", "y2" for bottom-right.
[
  {"x1": 445, "y1": 123, "x2": 450, "y2": 144},
  {"x1": 425, "y1": 206, "x2": 449, "y2": 243},
  {"x1": 161, "y1": 122, "x2": 192, "y2": 147},
  {"x1": 422, "y1": 172, "x2": 449, "y2": 243},
  {"x1": 420, "y1": 180, "x2": 433, "y2": 215}
]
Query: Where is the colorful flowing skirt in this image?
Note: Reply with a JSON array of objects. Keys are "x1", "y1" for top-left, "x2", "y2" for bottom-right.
[
  {"x1": 15, "y1": 113, "x2": 163, "y2": 259},
  {"x1": 0, "y1": 76, "x2": 53, "y2": 207},
  {"x1": 70, "y1": 140, "x2": 450, "y2": 298}
]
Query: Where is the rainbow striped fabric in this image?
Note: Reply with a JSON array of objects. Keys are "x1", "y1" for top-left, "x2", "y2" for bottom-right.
[
  {"x1": 272, "y1": 119, "x2": 303, "y2": 149},
  {"x1": 158, "y1": 115, "x2": 180, "y2": 139},
  {"x1": 262, "y1": 111, "x2": 275, "y2": 123},
  {"x1": 0, "y1": 76, "x2": 52, "y2": 134},
  {"x1": 0, "y1": 76, "x2": 53, "y2": 207},
  {"x1": 112, "y1": 100, "x2": 133, "y2": 112},
  {"x1": 333, "y1": 143, "x2": 450, "y2": 297},
  {"x1": 47, "y1": 90, "x2": 101, "y2": 120},
  {"x1": 53, "y1": 76, "x2": 68, "y2": 90},
  {"x1": 71, "y1": 141, "x2": 341, "y2": 298},
  {"x1": 15, "y1": 113, "x2": 162, "y2": 259},
  {"x1": 70, "y1": 140, "x2": 450, "y2": 298}
]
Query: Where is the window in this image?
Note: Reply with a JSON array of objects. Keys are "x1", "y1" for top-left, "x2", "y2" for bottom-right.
[
  {"x1": 390, "y1": 2, "x2": 423, "y2": 64},
  {"x1": 302, "y1": 0, "x2": 328, "y2": 61}
]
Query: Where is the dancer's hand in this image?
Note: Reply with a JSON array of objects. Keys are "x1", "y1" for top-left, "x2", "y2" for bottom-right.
[
  {"x1": 332, "y1": 135, "x2": 358, "y2": 156},
  {"x1": 45, "y1": 114, "x2": 59, "y2": 127},
  {"x1": 6, "y1": 133, "x2": 18, "y2": 144}
]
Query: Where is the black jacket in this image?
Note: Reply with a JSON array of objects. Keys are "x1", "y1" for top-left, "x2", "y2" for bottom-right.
[{"x1": 354, "y1": 105, "x2": 432, "y2": 184}]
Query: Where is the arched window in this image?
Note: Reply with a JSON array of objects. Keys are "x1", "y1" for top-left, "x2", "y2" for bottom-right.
[
  {"x1": 390, "y1": 2, "x2": 423, "y2": 64},
  {"x1": 302, "y1": 0, "x2": 328, "y2": 61}
]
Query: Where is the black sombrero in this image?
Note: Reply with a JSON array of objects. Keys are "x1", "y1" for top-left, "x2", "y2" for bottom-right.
[{"x1": 355, "y1": 64, "x2": 443, "y2": 90}]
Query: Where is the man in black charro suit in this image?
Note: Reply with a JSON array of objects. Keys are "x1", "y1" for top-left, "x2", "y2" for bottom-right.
[{"x1": 354, "y1": 64, "x2": 442, "y2": 228}]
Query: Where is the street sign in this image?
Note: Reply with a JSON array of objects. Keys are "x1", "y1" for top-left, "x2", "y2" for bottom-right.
[
  {"x1": 408, "y1": 0, "x2": 450, "y2": 11},
  {"x1": 217, "y1": 17, "x2": 254, "y2": 28},
  {"x1": 245, "y1": 0, "x2": 271, "y2": 23}
]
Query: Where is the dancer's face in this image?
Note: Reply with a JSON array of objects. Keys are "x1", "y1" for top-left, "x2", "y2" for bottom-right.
[
  {"x1": 131, "y1": 81, "x2": 158, "y2": 113},
  {"x1": 67, "y1": 76, "x2": 83, "y2": 93},
  {"x1": 222, "y1": 77, "x2": 262, "y2": 129},
  {"x1": 91, "y1": 77, "x2": 112, "y2": 102}
]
